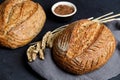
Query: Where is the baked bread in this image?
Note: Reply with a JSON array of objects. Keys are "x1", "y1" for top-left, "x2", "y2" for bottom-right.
[
  {"x1": 0, "y1": 0, "x2": 46, "y2": 48},
  {"x1": 53, "y1": 19, "x2": 116, "y2": 74}
]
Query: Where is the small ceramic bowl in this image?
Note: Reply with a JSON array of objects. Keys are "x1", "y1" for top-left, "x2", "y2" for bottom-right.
[{"x1": 51, "y1": 1, "x2": 77, "y2": 21}]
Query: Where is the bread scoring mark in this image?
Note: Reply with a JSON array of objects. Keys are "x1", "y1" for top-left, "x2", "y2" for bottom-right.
[
  {"x1": 3, "y1": 0, "x2": 27, "y2": 24},
  {"x1": 67, "y1": 21, "x2": 104, "y2": 59},
  {"x1": 3, "y1": 1, "x2": 39, "y2": 36},
  {"x1": 57, "y1": 24, "x2": 74, "y2": 52},
  {"x1": 4, "y1": 3, "x2": 23, "y2": 35},
  {"x1": 57, "y1": 33, "x2": 68, "y2": 52},
  {"x1": 72, "y1": 56, "x2": 82, "y2": 66},
  {"x1": 83, "y1": 60, "x2": 89, "y2": 72},
  {"x1": 6, "y1": 3, "x2": 39, "y2": 41}
]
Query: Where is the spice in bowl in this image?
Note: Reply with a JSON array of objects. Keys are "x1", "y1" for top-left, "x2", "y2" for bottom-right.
[
  {"x1": 51, "y1": 1, "x2": 77, "y2": 21},
  {"x1": 54, "y1": 5, "x2": 74, "y2": 15}
]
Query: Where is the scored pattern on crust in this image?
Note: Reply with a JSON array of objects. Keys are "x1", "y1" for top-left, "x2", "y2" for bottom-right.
[
  {"x1": 53, "y1": 20, "x2": 116, "y2": 74},
  {"x1": 0, "y1": 0, "x2": 46, "y2": 48}
]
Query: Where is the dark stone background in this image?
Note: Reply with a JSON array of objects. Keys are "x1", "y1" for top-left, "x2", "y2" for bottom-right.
[{"x1": 0, "y1": 0, "x2": 120, "y2": 80}]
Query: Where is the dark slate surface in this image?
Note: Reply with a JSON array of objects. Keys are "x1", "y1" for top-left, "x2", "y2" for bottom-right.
[{"x1": 0, "y1": 0, "x2": 120, "y2": 80}]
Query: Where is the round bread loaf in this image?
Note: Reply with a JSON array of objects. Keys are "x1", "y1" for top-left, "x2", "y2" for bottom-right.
[
  {"x1": 53, "y1": 19, "x2": 116, "y2": 74},
  {"x1": 0, "y1": 0, "x2": 46, "y2": 48}
]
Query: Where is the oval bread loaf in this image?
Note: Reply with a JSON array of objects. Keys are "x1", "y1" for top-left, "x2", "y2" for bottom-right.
[
  {"x1": 53, "y1": 19, "x2": 116, "y2": 74},
  {"x1": 0, "y1": 0, "x2": 46, "y2": 48}
]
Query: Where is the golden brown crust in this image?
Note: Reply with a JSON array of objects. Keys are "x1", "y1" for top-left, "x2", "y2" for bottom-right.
[
  {"x1": 0, "y1": 0, "x2": 46, "y2": 48},
  {"x1": 53, "y1": 19, "x2": 116, "y2": 74}
]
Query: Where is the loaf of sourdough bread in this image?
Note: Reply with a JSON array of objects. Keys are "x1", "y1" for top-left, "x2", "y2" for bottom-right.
[
  {"x1": 53, "y1": 19, "x2": 116, "y2": 74},
  {"x1": 0, "y1": 0, "x2": 46, "y2": 48}
]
